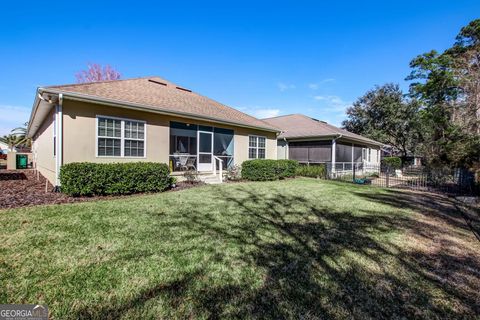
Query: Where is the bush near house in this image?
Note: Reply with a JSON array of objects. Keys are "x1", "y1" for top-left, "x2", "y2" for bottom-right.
[
  {"x1": 241, "y1": 159, "x2": 299, "y2": 181},
  {"x1": 381, "y1": 156, "x2": 402, "y2": 169},
  {"x1": 296, "y1": 164, "x2": 327, "y2": 178},
  {"x1": 60, "y1": 162, "x2": 171, "y2": 196}
]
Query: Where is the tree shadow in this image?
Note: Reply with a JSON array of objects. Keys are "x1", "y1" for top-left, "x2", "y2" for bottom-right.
[{"x1": 72, "y1": 185, "x2": 480, "y2": 319}]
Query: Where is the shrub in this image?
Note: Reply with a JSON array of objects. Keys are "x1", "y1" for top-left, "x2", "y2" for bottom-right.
[
  {"x1": 60, "y1": 162, "x2": 171, "y2": 196},
  {"x1": 241, "y1": 159, "x2": 299, "y2": 181},
  {"x1": 381, "y1": 157, "x2": 402, "y2": 169},
  {"x1": 277, "y1": 160, "x2": 299, "y2": 178},
  {"x1": 183, "y1": 170, "x2": 199, "y2": 184},
  {"x1": 296, "y1": 164, "x2": 327, "y2": 179},
  {"x1": 226, "y1": 165, "x2": 242, "y2": 181}
]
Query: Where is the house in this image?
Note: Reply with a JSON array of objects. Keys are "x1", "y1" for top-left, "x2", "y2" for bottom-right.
[
  {"x1": 0, "y1": 141, "x2": 8, "y2": 154},
  {"x1": 262, "y1": 114, "x2": 383, "y2": 175},
  {"x1": 381, "y1": 145, "x2": 422, "y2": 167},
  {"x1": 27, "y1": 77, "x2": 280, "y2": 186}
]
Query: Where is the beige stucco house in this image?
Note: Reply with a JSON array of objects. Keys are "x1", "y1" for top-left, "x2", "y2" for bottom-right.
[{"x1": 27, "y1": 76, "x2": 280, "y2": 186}]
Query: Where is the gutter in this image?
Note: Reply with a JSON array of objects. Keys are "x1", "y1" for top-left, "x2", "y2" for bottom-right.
[
  {"x1": 31, "y1": 88, "x2": 280, "y2": 136},
  {"x1": 332, "y1": 133, "x2": 343, "y2": 142}
]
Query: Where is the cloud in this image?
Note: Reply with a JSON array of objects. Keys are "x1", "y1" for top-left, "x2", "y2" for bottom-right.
[
  {"x1": 252, "y1": 108, "x2": 281, "y2": 119},
  {"x1": 0, "y1": 105, "x2": 31, "y2": 136},
  {"x1": 277, "y1": 82, "x2": 296, "y2": 92},
  {"x1": 308, "y1": 78, "x2": 335, "y2": 90},
  {"x1": 240, "y1": 106, "x2": 282, "y2": 119},
  {"x1": 314, "y1": 95, "x2": 351, "y2": 110},
  {"x1": 311, "y1": 95, "x2": 352, "y2": 126}
]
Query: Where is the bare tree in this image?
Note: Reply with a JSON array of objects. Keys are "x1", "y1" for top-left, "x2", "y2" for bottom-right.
[{"x1": 75, "y1": 63, "x2": 121, "y2": 83}]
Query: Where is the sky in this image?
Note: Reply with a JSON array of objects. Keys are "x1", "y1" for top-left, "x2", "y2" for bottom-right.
[{"x1": 0, "y1": 0, "x2": 479, "y2": 135}]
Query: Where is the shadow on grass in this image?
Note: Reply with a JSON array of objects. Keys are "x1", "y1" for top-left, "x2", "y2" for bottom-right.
[{"x1": 75, "y1": 185, "x2": 480, "y2": 319}]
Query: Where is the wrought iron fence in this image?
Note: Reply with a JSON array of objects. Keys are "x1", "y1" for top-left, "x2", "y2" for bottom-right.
[{"x1": 325, "y1": 163, "x2": 478, "y2": 195}]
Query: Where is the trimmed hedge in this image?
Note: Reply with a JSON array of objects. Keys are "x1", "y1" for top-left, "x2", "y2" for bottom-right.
[
  {"x1": 296, "y1": 164, "x2": 327, "y2": 179},
  {"x1": 241, "y1": 159, "x2": 299, "y2": 181},
  {"x1": 381, "y1": 156, "x2": 402, "y2": 169},
  {"x1": 60, "y1": 162, "x2": 171, "y2": 196}
]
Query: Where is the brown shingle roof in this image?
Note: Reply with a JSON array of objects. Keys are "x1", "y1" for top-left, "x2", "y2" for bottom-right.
[
  {"x1": 263, "y1": 114, "x2": 383, "y2": 146},
  {"x1": 42, "y1": 76, "x2": 279, "y2": 132}
]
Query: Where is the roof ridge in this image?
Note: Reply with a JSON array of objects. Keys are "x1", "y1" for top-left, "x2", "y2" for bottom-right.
[{"x1": 43, "y1": 76, "x2": 168, "y2": 89}]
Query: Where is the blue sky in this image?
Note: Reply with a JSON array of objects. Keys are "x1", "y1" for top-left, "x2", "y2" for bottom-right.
[{"x1": 0, "y1": 1, "x2": 479, "y2": 135}]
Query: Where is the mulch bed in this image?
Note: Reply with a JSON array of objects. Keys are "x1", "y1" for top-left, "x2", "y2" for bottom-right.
[{"x1": 0, "y1": 170, "x2": 204, "y2": 210}]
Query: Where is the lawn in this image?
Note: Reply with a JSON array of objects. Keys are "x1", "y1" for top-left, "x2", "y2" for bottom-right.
[{"x1": 1, "y1": 178, "x2": 479, "y2": 319}]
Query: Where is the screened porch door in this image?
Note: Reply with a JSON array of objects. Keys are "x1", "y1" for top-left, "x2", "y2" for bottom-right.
[{"x1": 197, "y1": 131, "x2": 213, "y2": 171}]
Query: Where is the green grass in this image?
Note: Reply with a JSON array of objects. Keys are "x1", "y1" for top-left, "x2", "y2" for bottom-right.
[{"x1": 1, "y1": 178, "x2": 478, "y2": 319}]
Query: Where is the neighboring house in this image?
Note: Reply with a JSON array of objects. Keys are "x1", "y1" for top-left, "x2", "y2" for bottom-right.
[
  {"x1": 27, "y1": 77, "x2": 280, "y2": 186},
  {"x1": 381, "y1": 145, "x2": 422, "y2": 167},
  {"x1": 0, "y1": 141, "x2": 8, "y2": 154},
  {"x1": 263, "y1": 114, "x2": 383, "y2": 173}
]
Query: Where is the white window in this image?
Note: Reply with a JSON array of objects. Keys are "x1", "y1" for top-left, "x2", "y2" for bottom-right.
[
  {"x1": 249, "y1": 135, "x2": 266, "y2": 159},
  {"x1": 96, "y1": 116, "x2": 146, "y2": 157},
  {"x1": 124, "y1": 120, "x2": 145, "y2": 157}
]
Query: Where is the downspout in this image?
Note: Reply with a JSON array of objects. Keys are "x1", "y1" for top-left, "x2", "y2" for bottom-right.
[
  {"x1": 55, "y1": 94, "x2": 63, "y2": 189},
  {"x1": 283, "y1": 137, "x2": 288, "y2": 160}
]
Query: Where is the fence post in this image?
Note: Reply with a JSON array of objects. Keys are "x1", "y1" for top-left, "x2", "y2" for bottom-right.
[{"x1": 386, "y1": 167, "x2": 390, "y2": 188}]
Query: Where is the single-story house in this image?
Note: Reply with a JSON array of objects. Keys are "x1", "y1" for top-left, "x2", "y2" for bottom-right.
[
  {"x1": 27, "y1": 76, "x2": 280, "y2": 186},
  {"x1": 262, "y1": 114, "x2": 383, "y2": 175}
]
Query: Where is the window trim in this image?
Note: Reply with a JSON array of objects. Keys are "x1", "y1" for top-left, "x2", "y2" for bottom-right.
[
  {"x1": 248, "y1": 135, "x2": 267, "y2": 159},
  {"x1": 95, "y1": 115, "x2": 147, "y2": 158}
]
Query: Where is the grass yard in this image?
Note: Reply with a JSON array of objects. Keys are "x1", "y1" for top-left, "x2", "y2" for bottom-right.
[{"x1": 1, "y1": 178, "x2": 479, "y2": 319}]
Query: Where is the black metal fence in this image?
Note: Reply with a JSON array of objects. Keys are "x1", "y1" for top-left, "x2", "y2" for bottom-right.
[{"x1": 325, "y1": 163, "x2": 479, "y2": 195}]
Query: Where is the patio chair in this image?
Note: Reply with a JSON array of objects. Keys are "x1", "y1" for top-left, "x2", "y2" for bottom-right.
[{"x1": 180, "y1": 156, "x2": 196, "y2": 171}]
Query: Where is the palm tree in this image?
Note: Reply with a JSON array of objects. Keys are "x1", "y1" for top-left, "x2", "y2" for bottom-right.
[
  {"x1": 0, "y1": 134, "x2": 23, "y2": 151},
  {"x1": 11, "y1": 122, "x2": 31, "y2": 148}
]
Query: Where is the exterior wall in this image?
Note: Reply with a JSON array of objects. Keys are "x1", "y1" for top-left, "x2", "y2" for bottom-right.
[
  {"x1": 233, "y1": 126, "x2": 277, "y2": 164},
  {"x1": 277, "y1": 140, "x2": 288, "y2": 160},
  {"x1": 59, "y1": 99, "x2": 276, "y2": 176},
  {"x1": 32, "y1": 108, "x2": 56, "y2": 183},
  {"x1": 368, "y1": 148, "x2": 381, "y2": 164}
]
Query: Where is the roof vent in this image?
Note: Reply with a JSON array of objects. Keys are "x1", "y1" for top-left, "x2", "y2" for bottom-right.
[
  {"x1": 311, "y1": 117, "x2": 327, "y2": 124},
  {"x1": 148, "y1": 79, "x2": 167, "y2": 86},
  {"x1": 176, "y1": 86, "x2": 192, "y2": 93}
]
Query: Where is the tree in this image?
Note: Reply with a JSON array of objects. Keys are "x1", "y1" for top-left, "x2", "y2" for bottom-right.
[
  {"x1": 75, "y1": 63, "x2": 121, "y2": 83},
  {"x1": 407, "y1": 19, "x2": 480, "y2": 168},
  {"x1": 0, "y1": 134, "x2": 24, "y2": 151},
  {"x1": 342, "y1": 83, "x2": 421, "y2": 157},
  {"x1": 11, "y1": 122, "x2": 31, "y2": 148}
]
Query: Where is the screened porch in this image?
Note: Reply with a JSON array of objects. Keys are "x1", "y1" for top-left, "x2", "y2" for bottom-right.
[
  {"x1": 287, "y1": 139, "x2": 380, "y2": 176},
  {"x1": 169, "y1": 121, "x2": 234, "y2": 172}
]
